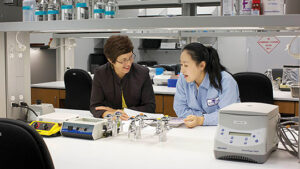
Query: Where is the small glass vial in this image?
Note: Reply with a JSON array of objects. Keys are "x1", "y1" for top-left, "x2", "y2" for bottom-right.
[
  {"x1": 35, "y1": 0, "x2": 48, "y2": 21},
  {"x1": 93, "y1": 0, "x2": 105, "y2": 19},
  {"x1": 48, "y1": 0, "x2": 60, "y2": 20}
]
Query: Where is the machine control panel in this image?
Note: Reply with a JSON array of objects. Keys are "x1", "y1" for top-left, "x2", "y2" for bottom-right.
[
  {"x1": 217, "y1": 125, "x2": 265, "y2": 147},
  {"x1": 30, "y1": 121, "x2": 61, "y2": 136}
]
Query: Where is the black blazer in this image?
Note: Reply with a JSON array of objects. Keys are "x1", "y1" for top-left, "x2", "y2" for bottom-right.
[{"x1": 90, "y1": 62, "x2": 156, "y2": 118}]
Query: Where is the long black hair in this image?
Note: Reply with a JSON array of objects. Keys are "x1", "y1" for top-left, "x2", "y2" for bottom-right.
[{"x1": 183, "y1": 43, "x2": 227, "y2": 91}]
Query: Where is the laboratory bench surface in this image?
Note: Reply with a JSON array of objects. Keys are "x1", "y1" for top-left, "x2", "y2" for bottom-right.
[
  {"x1": 43, "y1": 109, "x2": 299, "y2": 169},
  {"x1": 31, "y1": 81, "x2": 299, "y2": 116},
  {"x1": 30, "y1": 81, "x2": 177, "y2": 95}
]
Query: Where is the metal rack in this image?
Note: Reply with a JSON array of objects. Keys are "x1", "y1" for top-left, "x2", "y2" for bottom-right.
[
  {"x1": 118, "y1": 0, "x2": 220, "y2": 9},
  {"x1": 0, "y1": 15, "x2": 300, "y2": 34}
]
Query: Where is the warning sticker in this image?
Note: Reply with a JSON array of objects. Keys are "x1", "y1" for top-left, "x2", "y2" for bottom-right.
[{"x1": 257, "y1": 37, "x2": 280, "y2": 54}]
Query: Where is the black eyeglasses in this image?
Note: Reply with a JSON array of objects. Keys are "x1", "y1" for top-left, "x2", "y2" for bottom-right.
[{"x1": 115, "y1": 53, "x2": 136, "y2": 65}]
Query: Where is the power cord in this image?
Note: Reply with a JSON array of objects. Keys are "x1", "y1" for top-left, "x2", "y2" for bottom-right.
[
  {"x1": 16, "y1": 32, "x2": 26, "y2": 52},
  {"x1": 276, "y1": 116, "x2": 299, "y2": 157},
  {"x1": 12, "y1": 102, "x2": 39, "y2": 117}
]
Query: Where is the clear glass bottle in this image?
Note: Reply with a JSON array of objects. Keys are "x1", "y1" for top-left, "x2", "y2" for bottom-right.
[
  {"x1": 48, "y1": 0, "x2": 60, "y2": 21},
  {"x1": 222, "y1": 0, "x2": 239, "y2": 16},
  {"x1": 23, "y1": 0, "x2": 36, "y2": 22},
  {"x1": 35, "y1": 0, "x2": 48, "y2": 21},
  {"x1": 75, "y1": 0, "x2": 89, "y2": 20},
  {"x1": 93, "y1": 0, "x2": 105, "y2": 19},
  {"x1": 265, "y1": 69, "x2": 277, "y2": 89},
  {"x1": 105, "y1": 0, "x2": 118, "y2": 19},
  {"x1": 61, "y1": 0, "x2": 75, "y2": 20}
]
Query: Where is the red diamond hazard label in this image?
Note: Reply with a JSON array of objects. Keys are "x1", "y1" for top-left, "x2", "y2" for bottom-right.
[{"x1": 257, "y1": 37, "x2": 280, "y2": 54}]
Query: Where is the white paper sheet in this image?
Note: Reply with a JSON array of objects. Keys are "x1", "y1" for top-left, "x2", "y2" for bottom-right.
[{"x1": 124, "y1": 108, "x2": 164, "y2": 119}]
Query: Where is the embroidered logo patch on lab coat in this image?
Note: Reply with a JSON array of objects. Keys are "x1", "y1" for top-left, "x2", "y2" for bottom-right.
[{"x1": 207, "y1": 97, "x2": 219, "y2": 107}]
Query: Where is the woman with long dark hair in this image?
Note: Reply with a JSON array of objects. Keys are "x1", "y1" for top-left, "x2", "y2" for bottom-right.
[{"x1": 174, "y1": 43, "x2": 240, "y2": 128}]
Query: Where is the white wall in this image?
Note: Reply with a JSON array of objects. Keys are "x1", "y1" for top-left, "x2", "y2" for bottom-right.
[
  {"x1": 36, "y1": 35, "x2": 300, "y2": 77},
  {"x1": 30, "y1": 33, "x2": 53, "y2": 44},
  {"x1": 30, "y1": 33, "x2": 57, "y2": 84},
  {"x1": 139, "y1": 49, "x2": 180, "y2": 64},
  {"x1": 217, "y1": 37, "x2": 248, "y2": 74},
  {"x1": 217, "y1": 37, "x2": 300, "y2": 74},
  {"x1": 74, "y1": 38, "x2": 97, "y2": 71},
  {"x1": 30, "y1": 48, "x2": 56, "y2": 84},
  {"x1": 247, "y1": 37, "x2": 300, "y2": 73}
]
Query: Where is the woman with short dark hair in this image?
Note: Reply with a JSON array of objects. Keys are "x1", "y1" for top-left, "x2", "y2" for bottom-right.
[
  {"x1": 174, "y1": 43, "x2": 240, "y2": 127},
  {"x1": 90, "y1": 35, "x2": 156, "y2": 120}
]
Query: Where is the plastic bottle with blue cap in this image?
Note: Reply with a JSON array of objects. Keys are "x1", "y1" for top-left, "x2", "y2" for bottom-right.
[
  {"x1": 61, "y1": 0, "x2": 75, "y2": 20},
  {"x1": 23, "y1": 0, "x2": 36, "y2": 22},
  {"x1": 35, "y1": 0, "x2": 48, "y2": 21}
]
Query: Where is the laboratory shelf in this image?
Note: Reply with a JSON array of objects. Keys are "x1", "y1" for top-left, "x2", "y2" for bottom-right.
[
  {"x1": 0, "y1": 15, "x2": 299, "y2": 34},
  {"x1": 118, "y1": 0, "x2": 181, "y2": 9},
  {"x1": 181, "y1": 0, "x2": 220, "y2": 5},
  {"x1": 53, "y1": 30, "x2": 300, "y2": 39},
  {"x1": 118, "y1": 0, "x2": 220, "y2": 9},
  {"x1": 53, "y1": 32, "x2": 180, "y2": 39},
  {"x1": 180, "y1": 31, "x2": 300, "y2": 37}
]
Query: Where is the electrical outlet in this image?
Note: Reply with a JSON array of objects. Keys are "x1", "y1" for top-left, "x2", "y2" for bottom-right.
[
  {"x1": 10, "y1": 96, "x2": 17, "y2": 107},
  {"x1": 11, "y1": 102, "x2": 19, "y2": 107},
  {"x1": 19, "y1": 95, "x2": 24, "y2": 105},
  {"x1": 10, "y1": 95, "x2": 15, "y2": 101},
  {"x1": 9, "y1": 53, "x2": 14, "y2": 59},
  {"x1": 9, "y1": 47, "x2": 14, "y2": 59},
  {"x1": 6, "y1": 32, "x2": 30, "y2": 120},
  {"x1": 18, "y1": 53, "x2": 23, "y2": 58}
]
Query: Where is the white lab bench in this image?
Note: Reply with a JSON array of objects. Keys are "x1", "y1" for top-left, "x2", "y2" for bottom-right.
[
  {"x1": 31, "y1": 81, "x2": 299, "y2": 116},
  {"x1": 31, "y1": 81, "x2": 297, "y2": 100},
  {"x1": 43, "y1": 109, "x2": 299, "y2": 169},
  {"x1": 31, "y1": 81, "x2": 178, "y2": 95}
]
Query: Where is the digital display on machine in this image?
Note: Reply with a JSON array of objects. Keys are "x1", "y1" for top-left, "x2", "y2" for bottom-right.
[{"x1": 229, "y1": 132, "x2": 251, "y2": 137}]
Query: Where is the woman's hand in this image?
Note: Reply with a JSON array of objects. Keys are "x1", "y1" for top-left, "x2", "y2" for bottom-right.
[
  {"x1": 184, "y1": 115, "x2": 204, "y2": 128},
  {"x1": 95, "y1": 106, "x2": 129, "y2": 120},
  {"x1": 96, "y1": 106, "x2": 115, "y2": 118},
  {"x1": 115, "y1": 109, "x2": 129, "y2": 121}
]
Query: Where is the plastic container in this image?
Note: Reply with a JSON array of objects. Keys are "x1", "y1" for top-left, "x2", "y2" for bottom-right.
[
  {"x1": 93, "y1": 0, "x2": 105, "y2": 19},
  {"x1": 291, "y1": 84, "x2": 300, "y2": 98},
  {"x1": 221, "y1": 0, "x2": 239, "y2": 16},
  {"x1": 61, "y1": 0, "x2": 75, "y2": 20},
  {"x1": 239, "y1": 0, "x2": 252, "y2": 15},
  {"x1": 23, "y1": 0, "x2": 36, "y2": 22},
  {"x1": 105, "y1": 0, "x2": 118, "y2": 18},
  {"x1": 47, "y1": 0, "x2": 60, "y2": 21},
  {"x1": 251, "y1": 0, "x2": 261, "y2": 15},
  {"x1": 155, "y1": 68, "x2": 164, "y2": 75},
  {"x1": 35, "y1": 0, "x2": 48, "y2": 21},
  {"x1": 76, "y1": 0, "x2": 90, "y2": 20},
  {"x1": 262, "y1": 0, "x2": 284, "y2": 15},
  {"x1": 168, "y1": 79, "x2": 178, "y2": 88},
  {"x1": 265, "y1": 69, "x2": 273, "y2": 82}
]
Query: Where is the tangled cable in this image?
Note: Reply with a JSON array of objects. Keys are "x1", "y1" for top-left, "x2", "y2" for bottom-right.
[{"x1": 276, "y1": 116, "x2": 299, "y2": 157}]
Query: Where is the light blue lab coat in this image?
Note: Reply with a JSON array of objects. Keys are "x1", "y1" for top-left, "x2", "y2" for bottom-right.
[{"x1": 173, "y1": 71, "x2": 240, "y2": 126}]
